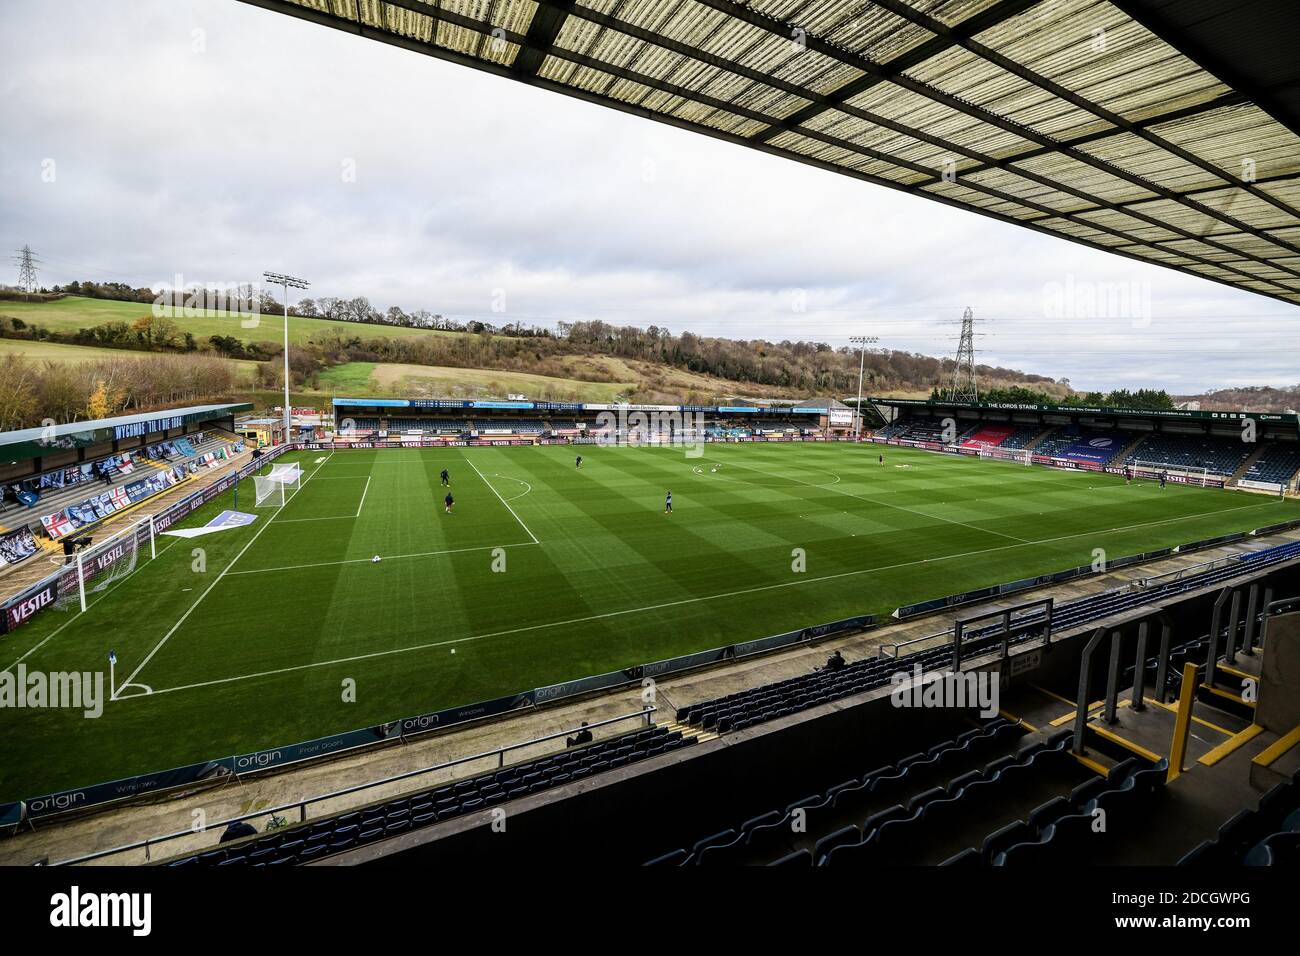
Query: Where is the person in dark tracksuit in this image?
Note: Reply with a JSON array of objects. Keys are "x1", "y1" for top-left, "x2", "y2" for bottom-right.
[{"x1": 440, "y1": 468, "x2": 450, "y2": 486}]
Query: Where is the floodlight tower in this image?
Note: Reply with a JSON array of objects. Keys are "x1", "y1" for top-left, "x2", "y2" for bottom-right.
[
  {"x1": 263, "y1": 272, "x2": 310, "y2": 445},
  {"x1": 849, "y1": 335, "x2": 879, "y2": 437}
]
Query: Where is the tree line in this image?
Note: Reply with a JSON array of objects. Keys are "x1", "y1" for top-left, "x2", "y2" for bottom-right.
[{"x1": 0, "y1": 353, "x2": 239, "y2": 431}]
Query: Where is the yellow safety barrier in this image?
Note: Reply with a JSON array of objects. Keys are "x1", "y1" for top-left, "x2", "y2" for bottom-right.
[{"x1": 1167, "y1": 662, "x2": 1199, "y2": 783}]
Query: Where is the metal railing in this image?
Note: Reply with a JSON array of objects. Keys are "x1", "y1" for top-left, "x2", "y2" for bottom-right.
[
  {"x1": 53, "y1": 706, "x2": 656, "y2": 867},
  {"x1": 878, "y1": 541, "x2": 1296, "y2": 660}
]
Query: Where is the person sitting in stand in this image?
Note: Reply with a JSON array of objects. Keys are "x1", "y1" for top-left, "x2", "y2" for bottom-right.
[
  {"x1": 567, "y1": 721, "x2": 594, "y2": 747},
  {"x1": 219, "y1": 819, "x2": 258, "y2": 843}
]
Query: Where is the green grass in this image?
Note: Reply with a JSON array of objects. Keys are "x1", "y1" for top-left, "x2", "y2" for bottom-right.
[
  {"x1": 0, "y1": 296, "x2": 455, "y2": 347},
  {"x1": 319, "y1": 361, "x2": 637, "y2": 402},
  {"x1": 0, "y1": 337, "x2": 261, "y2": 380},
  {"x1": 2, "y1": 443, "x2": 1296, "y2": 802}
]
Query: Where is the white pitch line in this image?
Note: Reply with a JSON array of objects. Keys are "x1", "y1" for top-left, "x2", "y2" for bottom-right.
[
  {"x1": 717, "y1": 456, "x2": 1032, "y2": 544},
  {"x1": 225, "y1": 541, "x2": 538, "y2": 576},
  {"x1": 4, "y1": 538, "x2": 184, "y2": 671},
  {"x1": 356, "y1": 475, "x2": 371, "y2": 517},
  {"x1": 464, "y1": 454, "x2": 539, "y2": 544},
  {"x1": 113, "y1": 452, "x2": 333, "y2": 697},
  {"x1": 494, "y1": 473, "x2": 533, "y2": 502},
  {"x1": 139, "y1": 496, "x2": 1287, "y2": 699}
]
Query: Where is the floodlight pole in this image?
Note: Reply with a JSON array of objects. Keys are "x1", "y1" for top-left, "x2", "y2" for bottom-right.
[
  {"x1": 263, "y1": 272, "x2": 310, "y2": 446},
  {"x1": 849, "y1": 336, "x2": 879, "y2": 438}
]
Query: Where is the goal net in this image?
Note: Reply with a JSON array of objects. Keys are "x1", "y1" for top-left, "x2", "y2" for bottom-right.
[
  {"x1": 1129, "y1": 460, "x2": 1214, "y2": 487},
  {"x1": 54, "y1": 517, "x2": 153, "y2": 613},
  {"x1": 254, "y1": 464, "x2": 303, "y2": 507}
]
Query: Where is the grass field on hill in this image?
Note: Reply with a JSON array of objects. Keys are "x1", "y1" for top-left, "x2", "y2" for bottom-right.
[
  {"x1": 0, "y1": 296, "x2": 453, "y2": 347},
  {"x1": 320, "y1": 360, "x2": 637, "y2": 402},
  {"x1": 0, "y1": 337, "x2": 261, "y2": 380},
  {"x1": 2, "y1": 442, "x2": 1296, "y2": 802},
  {"x1": 0, "y1": 297, "x2": 783, "y2": 405}
]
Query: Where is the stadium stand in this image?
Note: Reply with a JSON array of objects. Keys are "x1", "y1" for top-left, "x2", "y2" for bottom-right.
[
  {"x1": 1180, "y1": 774, "x2": 1300, "y2": 866},
  {"x1": 347, "y1": 417, "x2": 584, "y2": 436},
  {"x1": 998, "y1": 426, "x2": 1042, "y2": 450},
  {"x1": 1121, "y1": 433, "x2": 1254, "y2": 476},
  {"x1": 645, "y1": 717, "x2": 1030, "y2": 865},
  {"x1": 645, "y1": 726, "x2": 1184, "y2": 867},
  {"x1": 959, "y1": 424, "x2": 1017, "y2": 448},
  {"x1": 1033, "y1": 426, "x2": 1134, "y2": 465},
  {"x1": 0, "y1": 432, "x2": 241, "y2": 571},
  {"x1": 1240, "y1": 443, "x2": 1300, "y2": 486},
  {"x1": 165, "y1": 724, "x2": 701, "y2": 866},
  {"x1": 878, "y1": 416, "x2": 950, "y2": 443}
]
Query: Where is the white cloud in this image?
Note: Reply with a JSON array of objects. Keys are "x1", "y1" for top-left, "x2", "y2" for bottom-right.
[{"x1": 1, "y1": 0, "x2": 1296, "y2": 393}]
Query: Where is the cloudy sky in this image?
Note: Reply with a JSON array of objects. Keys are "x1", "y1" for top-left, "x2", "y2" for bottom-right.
[{"x1": 1, "y1": 0, "x2": 1296, "y2": 394}]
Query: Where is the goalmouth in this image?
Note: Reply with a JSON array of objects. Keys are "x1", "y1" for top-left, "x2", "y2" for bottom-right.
[
  {"x1": 254, "y1": 463, "x2": 303, "y2": 507},
  {"x1": 1128, "y1": 460, "x2": 1216, "y2": 487}
]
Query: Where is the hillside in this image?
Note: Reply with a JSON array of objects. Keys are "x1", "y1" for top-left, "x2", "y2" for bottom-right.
[
  {"x1": 1176, "y1": 385, "x2": 1300, "y2": 414},
  {"x1": 0, "y1": 295, "x2": 1071, "y2": 428},
  {"x1": 0, "y1": 295, "x2": 453, "y2": 348}
]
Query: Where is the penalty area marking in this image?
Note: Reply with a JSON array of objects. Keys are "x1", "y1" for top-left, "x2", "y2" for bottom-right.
[
  {"x1": 113, "y1": 452, "x2": 334, "y2": 695},
  {"x1": 136, "y1": 495, "x2": 1287, "y2": 700},
  {"x1": 493, "y1": 474, "x2": 533, "y2": 502},
  {"x1": 464, "y1": 454, "x2": 539, "y2": 544}
]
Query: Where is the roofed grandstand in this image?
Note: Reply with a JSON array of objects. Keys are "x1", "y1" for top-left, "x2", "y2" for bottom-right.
[{"x1": 872, "y1": 398, "x2": 1300, "y2": 492}]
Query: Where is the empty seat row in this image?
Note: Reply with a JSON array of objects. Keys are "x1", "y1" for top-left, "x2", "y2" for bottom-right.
[
  {"x1": 644, "y1": 718, "x2": 1028, "y2": 866},
  {"x1": 167, "y1": 725, "x2": 692, "y2": 867},
  {"x1": 1180, "y1": 771, "x2": 1300, "y2": 866}
]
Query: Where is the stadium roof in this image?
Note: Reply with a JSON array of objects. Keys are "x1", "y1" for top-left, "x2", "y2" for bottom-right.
[
  {"x1": 0, "y1": 403, "x2": 252, "y2": 462},
  {"x1": 237, "y1": 0, "x2": 1300, "y2": 307}
]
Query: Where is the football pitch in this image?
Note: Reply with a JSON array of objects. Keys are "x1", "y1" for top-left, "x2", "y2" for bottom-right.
[{"x1": 3, "y1": 442, "x2": 1297, "y2": 801}]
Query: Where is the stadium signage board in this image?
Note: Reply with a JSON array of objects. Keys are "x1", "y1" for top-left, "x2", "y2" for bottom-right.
[
  {"x1": 232, "y1": 722, "x2": 402, "y2": 773},
  {"x1": 113, "y1": 415, "x2": 183, "y2": 440},
  {"x1": 399, "y1": 692, "x2": 535, "y2": 735},
  {"x1": 15, "y1": 759, "x2": 235, "y2": 822},
  {"x1": 4, "y1": 582, "x2": 56, "y2": 631}
]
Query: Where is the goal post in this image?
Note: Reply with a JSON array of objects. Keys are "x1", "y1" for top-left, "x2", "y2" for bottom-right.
[
  {"x1": 254, "y1": 463, "x2": 302, "y2": 507},
  {"x1": 1129, "y1": 460, "x2": 1214, "y2": 487},
  {"x1": 53, "y1": 516, "x2": 151, "y2": 613}
]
